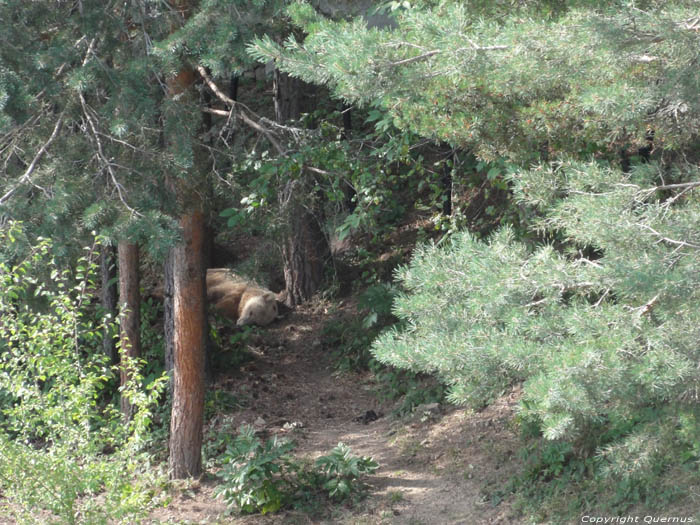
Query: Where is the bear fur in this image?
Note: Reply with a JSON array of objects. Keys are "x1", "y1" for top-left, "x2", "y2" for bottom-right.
[{"x1": 206, "y1": 269, "x2": 278, "y2": 327}]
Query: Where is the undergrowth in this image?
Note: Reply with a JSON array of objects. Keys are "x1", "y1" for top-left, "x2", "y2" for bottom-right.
[
  {"x1": 214, "y1": 425, "x2": 378, "y2": 515},
  {"x1": 322, "y1": 282, "x2": 446, "y2": 415},
  {"x1": 0, "y1": 226, "x2": 168, "y2": 524}
]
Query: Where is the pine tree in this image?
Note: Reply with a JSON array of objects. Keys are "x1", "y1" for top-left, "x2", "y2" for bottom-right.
[{"x1": 252, "y1": 0, "x2": 700, "y2": 483}]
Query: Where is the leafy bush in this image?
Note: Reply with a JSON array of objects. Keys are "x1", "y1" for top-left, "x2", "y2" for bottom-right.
[
  {"x1": 204, "y1": 389, "x2": 246, "y2": 421},
  {"x1": 0, "y1": 224, "x2": 167, "y2": 524},
  {"x1": 215, "y1": 425, "x2": 378, "y2": 515},
  {"x1": 139, "y1": 296, "x2": 166, "y2": 385},
  {"x1": 315, "y1": 443, "x2": 378, "y2": 502},
  {"x1": 323, "y1": 282, "x2": 399, "y2": 372},
  {"x1": 215, "y1": 425, "x2": 297, "y2": 515},
  {"x1": 322, "y1": 315, "x2": 375, "y2": 372},
  {"x1": 208, "y1": 317, "x2": 256, "y2": 372}
]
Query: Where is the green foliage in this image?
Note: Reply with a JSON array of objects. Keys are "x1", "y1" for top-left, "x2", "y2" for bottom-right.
[
  {"x1": 268, "y1": 0, "x2": 700, "y2": 513},
  {"x1": 372, "y1": 159, "x2": 700, "y2": 515},
  {"x1": 0, "y1": 225, "x2": 167, "y2": 523},
  {"x1": 215, "y1": 426, "x2": 378, "y2": 515},
  {"x1": 374, "y1": 368, "x2": 446, "y2": 417},
  {"x1": 216, "y1": 101, "x2": 444, "y2": 255},
  {"x1": 315, "y1": 443, "x2": 379, "y2": 501},
  {"x1": 204, "y1": 389, "x2": 246, "y2": 421},
  {"x1": 140, "y1": 296, "x2": 166, "y2": 386},
  {"x1": 254, "y1": 2, "x2": 700, "y2": 160},
  {"x1": 231, "y1": 244, "x2": 284, "y2": 289},
  {"x1": 209, "y1": 314, "x2": 257, "y2": 372},
  {"x1": 204, "y1": 419, "x2": 240, "y2": 468},
  {"x1": 507, "y1": 410, "x2": 694, "y2": 520},
  {"x1": 358, "y1": 282, "x2": 399, "y2": 329},
  {"x1": 215, "y1": 425, "x2": 298, "y2": 514},
  {"x1": 322, "y1": 314, "x2": 374, "y2": 372},
  {"x1": 322, "y1": 283, "x2": 445, "y2": 414},
  {"x1": 323, "y1": 283, "x2": 399, "y2": 371},
  {"x1": 0, "y1": 0, "x2": 185, "y2": 259}
]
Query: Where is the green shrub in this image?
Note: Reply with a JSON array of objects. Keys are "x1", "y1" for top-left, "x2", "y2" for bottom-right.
[
  {"x1": 322, "y1": 282, "x2": 445, "y2": 413},
  {"x1": 139, "y1": 296, "x2": 166, "y2": 385},
  {"x1": 204, "y1": 389, "x2": 246, "y2": 421},
  {"x1": 215, "y1": 425, "x2": 297, "y2": 515},
  {"x1": 208, "y1": 319, "x2": 256, "y2": 372},
  {"x1": 315, "y1": 443, "x2": 379, "y2": 502},
  {"x1": 323, "y1": 283, "x2": 399, "y2": 372},
  {"x1": 0, "y1": 224, "x2": 167, "y2": 524},
  {"x1": 215, "y1": 425, "x2": 378, "y2": 515}
]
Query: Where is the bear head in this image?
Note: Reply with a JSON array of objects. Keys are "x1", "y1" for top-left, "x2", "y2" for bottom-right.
[{"x1": 236, "y1": 291, "x2": 278, "y2": 326}]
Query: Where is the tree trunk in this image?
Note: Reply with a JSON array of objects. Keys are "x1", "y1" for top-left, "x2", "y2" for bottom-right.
[
  {"x1": 279, "y1": 180, "x2": 330, "y2": 306},
  {"x1": 118, "y1": 241, "x2": 140, "y2": 418},
  {"x1": 275, "y1": 69, "x2": 331, "y2": 306},
  {"x1": 273, "y1": 69, "x2": 300, "y2": 123},
  {"x1": 168, "y1": 210, "x2": 207, "y2": 479},
  {"x1": 164, "y1": 0, "x2": 207, "y2": 479},
  {"x1": 100, "y1": 244, "x2": 118, "y2": 366},
  {"x1": 442, "y1": 148, "x2": 454, "y2": 216},
  {"x1": 163, "y1": 248, "x2": 174, "y2": 396}
]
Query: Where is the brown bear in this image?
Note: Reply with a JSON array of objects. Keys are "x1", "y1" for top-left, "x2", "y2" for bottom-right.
[{"x1": 206, "y1": 269, "x2": 278, "y2": 326}]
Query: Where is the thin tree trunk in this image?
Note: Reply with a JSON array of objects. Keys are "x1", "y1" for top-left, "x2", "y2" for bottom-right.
[
  {"x1": 442, "y1": 148, "x2": 454, "y2": 216},
  {"x1": 118, "y1": 241, "x2": 140, "y2": 418},
  {"x1": 168, "y1": 210, "x2": 206, "y2": 479},
  {"x1": 100, "y1": 244, "x2": 118, "y2": 365},
  {"x1": 273, "y1": 69, "x2": 300, "y2": 123},
  {"x1": 340, "y1": 103, "x2": 357, "y2": 210},
  {"x1": 163, "y1": 249, "x2": 174, "y2": 396}
]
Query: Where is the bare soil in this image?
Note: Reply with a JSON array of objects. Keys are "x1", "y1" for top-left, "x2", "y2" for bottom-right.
[{"x1": 148, "y1": 301, "x2": 524, "y2": 525}]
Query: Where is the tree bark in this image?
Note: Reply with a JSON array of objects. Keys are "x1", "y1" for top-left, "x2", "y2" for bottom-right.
[
  {"x1": 275, "y1": 69, "x2": 331, "y2": 306},
  {"x1": 279, "y1": 180, "x2": 330, "y2": 306},
  {"x1": 442, "y1": 148, "x2": 454, "y2": 216},
  {"x1": 273, "y1": 69, "x2": 300, "y2": 123},
  {"x1": 164, "y1": 0, "x2": 207, "y2": 480},
  {"x1": 100, "y1": 243, "x2": 118, "y2": 366},
  {"x1": 168, "y1": 211, "x2": 206, "y2": 479},
  {"x1": 118, "y1": 241, "x2": 140, "y2": 418}
]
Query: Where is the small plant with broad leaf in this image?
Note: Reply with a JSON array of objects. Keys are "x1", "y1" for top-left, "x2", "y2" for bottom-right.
[
  {"x1": 315, "y1": 443, "x2": 379, "y2": 502},
  {"x1": 215, "y1": 426, "x2": 379, "y2": 515},
  {"x1": 215, "y1": 425, "x2": 297, "y2": 514}
]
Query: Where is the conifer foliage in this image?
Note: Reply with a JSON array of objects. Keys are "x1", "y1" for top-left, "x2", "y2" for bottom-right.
[
  {"x1": 254, "y1": 0, "x2": 700, "y2": 483},
  {"x1": 377, "y1": 161, "x2": 700, "y2": 455}
]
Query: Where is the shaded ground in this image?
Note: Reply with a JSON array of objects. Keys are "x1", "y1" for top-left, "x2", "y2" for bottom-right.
[{"x1": 149, "y1": 301, "x2": 524, "y2": 524}]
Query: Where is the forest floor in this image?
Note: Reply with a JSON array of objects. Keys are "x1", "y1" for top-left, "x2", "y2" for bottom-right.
[{"x1": 148, "y1": 300, "x2": 525, "y2": 525}]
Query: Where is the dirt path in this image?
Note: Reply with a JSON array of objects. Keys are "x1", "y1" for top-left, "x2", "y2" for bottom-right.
[{"x1": 151, "y1": 305, "x2": 523, "y2": 524}]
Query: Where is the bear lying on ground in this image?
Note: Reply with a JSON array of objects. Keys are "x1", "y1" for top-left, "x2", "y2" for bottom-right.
[{"x1": 206, "y1": 269, "x2": 278, "y2": 326}]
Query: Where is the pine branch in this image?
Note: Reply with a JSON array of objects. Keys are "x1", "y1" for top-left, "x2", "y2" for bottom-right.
[
  {"x1": 652, "y1": 181, "x2": 700, "y2": 191},
  {"x1": 384, "y1": 50, "x2": 441, "y2": 68},
  {"x1": 77, "y1": 59, "x2": 142, "y2": 219},
  {"x1": 636, "y1": 294, "x2": 659, "y2": 318},
  {"x1": 637, "y1": 223, "x2": 700, "y2": 249},
  {"x1": 0, "y1": 114, "x2": 63, "y2": 206},
  {"x1": 195, "y1": 65, "x2": 286, "y2": 156},
  {"x1": 78, "y1": 37, "x2": 136, "y2": 214},
  {"x1": 382, "y1": 42, "x2": 507, "y2": 69}
]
